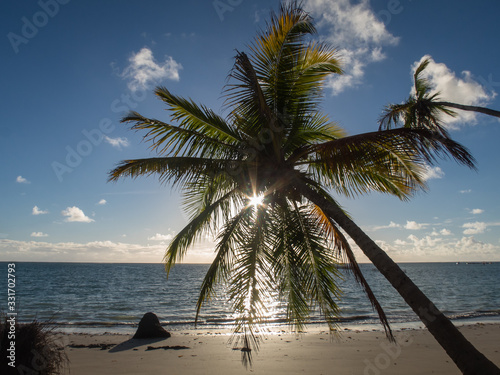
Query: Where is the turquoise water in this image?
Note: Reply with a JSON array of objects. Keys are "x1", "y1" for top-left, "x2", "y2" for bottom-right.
[{"x1": 1, "y1": 262, "x2": 499, "y2": 333}]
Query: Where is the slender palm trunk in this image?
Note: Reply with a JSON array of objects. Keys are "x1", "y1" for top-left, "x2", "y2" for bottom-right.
[
  {"x1": 434, "y1": 101, "x2": 500, "y2": 119},
  {"x1": 298, "y1": 182, "x2": 500, "y2": 375}
]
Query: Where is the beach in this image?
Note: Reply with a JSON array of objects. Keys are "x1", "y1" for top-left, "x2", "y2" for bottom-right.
[
  {"x1": 4, "y1": 263, "x2": 499, "y2": 373},
  {"x1": 59, "y1": 323, "x2": 500, "y2": 374}
]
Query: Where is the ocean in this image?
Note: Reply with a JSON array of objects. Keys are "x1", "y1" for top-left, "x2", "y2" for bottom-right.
[{"x1": 2, "y1": 262, "x2": 499, "y2": 334}]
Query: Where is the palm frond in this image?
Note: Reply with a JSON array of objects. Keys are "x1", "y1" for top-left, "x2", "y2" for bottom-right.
[
  {"x1": 311, "y1": 204, "x2": 394, "y2": 341},
  {"x1": 181, "y1": 170, "x2": 241, "y2": 224},
  {"x1": 283, "y1": 113, "x2": 345, "y2": 156},
  {"x1": 228, "y1": 206, "x2": 274, "y2": 352},
  {"x1": 378, "y1": 102, "x2": 413, "y2": 130},
  {"x1": 155, "y1": 86, "x2": 241, "y2": 143},
  {"x1": 122, "y1": 111, "x2": 239, "y2": 158},
  {"x1": 225, "y1": 51, "x2": 279, "y2": 144},
  {"x1": 270, "y1": 198, "x2": 319, "y2": 331},
  {"x1": 164, "y1": 188, "x2": 239, "y2": 274},
  {"x1": 299, "y1": 128, "x2": 476, "y2": 199},
  {"x1": 413, "y1": 58, "x2": 432, "y2": 99},
  {"x1": 195, "y1": 207, "x2": 254, "y2": 324},
  {"x1": 108, "y1": 157, "x2": 233, "y2": 187},
  {"x1": 288, "y1": 201, "x2": 342, "y2": 330}
]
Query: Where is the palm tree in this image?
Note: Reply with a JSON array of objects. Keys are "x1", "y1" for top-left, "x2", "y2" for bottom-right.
[
  {"x1": 379, "y1": 58, "x2": 500, "y2": 133},
  {"x1": 109, "y1": 4, "x2": 500, "y2": 374}
]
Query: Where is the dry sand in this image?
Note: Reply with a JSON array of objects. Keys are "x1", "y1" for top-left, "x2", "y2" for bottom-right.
[{"x1": 56, "y1": 323, "x2": 499, "y2": 374}]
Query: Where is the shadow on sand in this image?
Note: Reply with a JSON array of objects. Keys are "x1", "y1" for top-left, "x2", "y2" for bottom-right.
[{"x1": 108, "y1": 337, "x2": 170, "y2": 353}]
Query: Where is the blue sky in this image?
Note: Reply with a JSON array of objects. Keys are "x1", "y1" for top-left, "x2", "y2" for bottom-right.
[{"x1": 1, "y1": 0, "x2": 500, "y2": 263}]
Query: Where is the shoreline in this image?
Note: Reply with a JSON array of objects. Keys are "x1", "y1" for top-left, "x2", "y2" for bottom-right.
[
  {"x1": 55, "y1": 322, "x2": 500, "y2": 374},
  {"x1": 51, "y1": 314, "x2": 500, "y2": 335}
]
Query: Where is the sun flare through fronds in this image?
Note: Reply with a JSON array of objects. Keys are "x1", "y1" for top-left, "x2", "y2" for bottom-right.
[{"x1": 248, "y1": 194, "x2": 265, "y2": 208}]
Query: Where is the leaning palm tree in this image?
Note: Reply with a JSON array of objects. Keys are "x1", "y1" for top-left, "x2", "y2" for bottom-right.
[
  {"x1": 109, "y1": 4, "x2": 499, "y2": 374},
  {"x1": 379, "y1": 58, "x2": 500, "y2": 133}
]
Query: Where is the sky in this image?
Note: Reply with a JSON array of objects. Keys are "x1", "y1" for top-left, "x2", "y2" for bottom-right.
[{"x1": 1, "y1": 0, "x2": 500, "y2": 264}]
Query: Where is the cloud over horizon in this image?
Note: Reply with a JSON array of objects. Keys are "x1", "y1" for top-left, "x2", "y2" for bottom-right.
[
  {"x1": 0, "y1": 239, "x2": 214, "y2": 263},
  {"x1": 373, "y1": 234, "x2": 499, "y2": 262},
  {"x1": 147, "y1": 233, "x2": 174, "y2": 241}
]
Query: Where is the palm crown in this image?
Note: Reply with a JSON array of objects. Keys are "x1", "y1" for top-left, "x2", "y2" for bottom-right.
[
  {"x1": 109, "y1": 4, "x2": 475, "y2": 352},
  {"x1": 379, "y1": 57, "x2": 500, "y2": 134},
  {"x1": 378, "y1": 58, "x2": 456, "y2": 137}
]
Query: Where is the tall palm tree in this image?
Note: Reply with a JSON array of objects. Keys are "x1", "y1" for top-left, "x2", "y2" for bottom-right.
[
  {"x1": 109, "y1": 4, "x2": 499, "y2": 374},
  {"x1": 379, "y1": 58, "x2": 500, "y2": 133}
]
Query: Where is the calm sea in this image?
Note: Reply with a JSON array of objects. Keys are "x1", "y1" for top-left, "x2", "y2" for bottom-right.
[{"x1": 1, "y1": 262, "x2": 499, "y2": 333}]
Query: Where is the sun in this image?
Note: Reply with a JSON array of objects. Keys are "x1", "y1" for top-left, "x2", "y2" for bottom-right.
[{"x1": 248, "y1": 194, "x2": 265, "y2": 207}]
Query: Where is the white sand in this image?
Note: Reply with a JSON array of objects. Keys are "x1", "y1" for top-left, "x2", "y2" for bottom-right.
[{"x1": 57, "y1": 323, "x2": 500, "y2": 374}]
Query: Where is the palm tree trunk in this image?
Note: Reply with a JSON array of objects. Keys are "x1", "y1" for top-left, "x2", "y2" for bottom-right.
[
  {"x1": 434, "y1": 101, "x2": 500, "y2": 119},
  {"x1": 298, "y1": 182, "x2": 500, "y2": 375}
]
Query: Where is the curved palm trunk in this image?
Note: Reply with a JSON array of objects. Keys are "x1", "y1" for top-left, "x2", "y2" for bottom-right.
[
  {"x1": 434, "y1": 101, "x2": 500, "y2": 119},
  {"x1": 298, "y1": 183, "x2": 500, "y2": 375}
]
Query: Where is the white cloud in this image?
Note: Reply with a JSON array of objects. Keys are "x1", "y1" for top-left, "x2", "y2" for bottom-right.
[
  {"x1": 463, "y1": 222, "x2": 487, "y2": 235},
  {"x1": 461, "y1": 221, "x2": 500, "y2": 235},
  {"x1": 120, "y1": 47, "x2": 182, "y2": 92},
  {"x1": 104, "y1": 136, "x2": 130, "y2": 149},
  {"x1": 61, "y1": 206, "x2": 94, "y2": 223},
  {"x1": 16, "y1": 176, "x2": 30, "y2": 184},
  {"x1": 30, "y1": 232, "x2": 48, "y2": 237},
  {"x1": 371, "y1": 221, "x2": 400, "y2": 231},
  {"x1": 430, "y1": 228, "x2": 452, "y2": 236},
  {"x1": 98, "y1": 199, "x2": 107, "y2": 205},
  {"x1": 460, "y1": 189, "x2": 472, "y2": 194},
  {"x1": 440, "y1": 229, "x2": 452, "y2": 236},
  {"x1": 408, "y1": 234, "x2": 441, "y2": 248},
  {"x1": 305, "y1": 0, "x2": 399, "y2": 94},
  {"x1": 148, "y1": 233, "x2": 174, "y2": 241},
  {"x1": 422, "y1": 165, "x2": 445, "y2": 181},
  {"x1": 452, "y1": 236, "x2": 500, "y2": 258},
  {"x1": 412, "y1": 55, "x2": 496, "y2": 126},
  {"x1": 404, "y1": 221, "x2": 427, "y2": 230},
  {"x1": 32, "y1": 206, "x2": 49, "y2": 215},
  {"x1": 470, "y1": 208, "x2": 484, "y2": 215}
]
